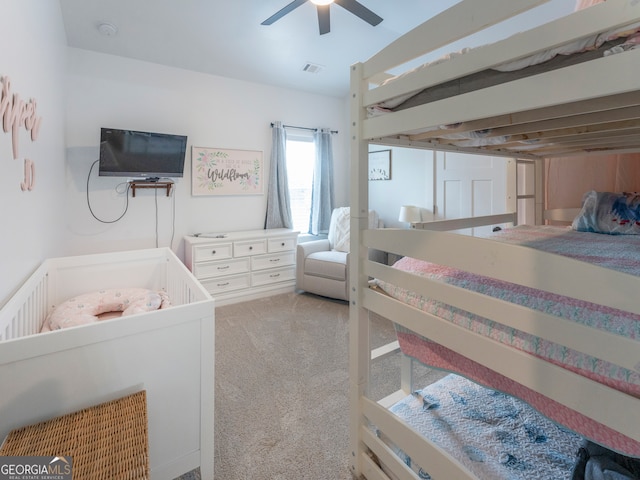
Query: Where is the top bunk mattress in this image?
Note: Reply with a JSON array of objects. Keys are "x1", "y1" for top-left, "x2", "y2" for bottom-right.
[
  {"x1": 370, "y1": 33, "x2": 638, "y2": 117},
  {"x1": 359, "y1": 0, "x2": 640, "y2": 158},
  {"x1": 369, "y1": 22, "x2": 640, "y2": 116}
]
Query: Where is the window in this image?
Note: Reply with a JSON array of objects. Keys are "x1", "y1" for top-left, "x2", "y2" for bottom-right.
[{"x1": 286, "y1": 135, "x2": 315, "y2": 233}]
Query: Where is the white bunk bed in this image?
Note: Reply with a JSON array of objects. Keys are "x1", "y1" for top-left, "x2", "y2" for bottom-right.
[
  {"x1": 0, "y1": 248, "x2": 215, "y2": 479},
  {"x1": 349, "y1": 1, "x2": 640, "y2": 479}
]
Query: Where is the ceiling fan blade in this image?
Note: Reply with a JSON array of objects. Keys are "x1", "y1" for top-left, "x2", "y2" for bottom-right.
[
  {"x1": 317, "y1": 4, "x2": 330, "y2": 35},
  {"x1": 334, "y1": 0, "x2": 383, "y2": 26},
  {"x1": 261, "y1": 0, "x2": 308, "y2": 25}
]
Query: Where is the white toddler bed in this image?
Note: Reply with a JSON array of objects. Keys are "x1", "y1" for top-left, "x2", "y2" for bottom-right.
[{"x1": 0, "y1": 247, "x2": 214, "y2": 479}]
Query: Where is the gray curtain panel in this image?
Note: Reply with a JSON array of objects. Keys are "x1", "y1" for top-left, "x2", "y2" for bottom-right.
[
  {"x1": 309, "y1": 128, "x2": 334, "y2": 235},
  {"x1": 265, "y1": 121, "x2": 293, "y2": 229}
]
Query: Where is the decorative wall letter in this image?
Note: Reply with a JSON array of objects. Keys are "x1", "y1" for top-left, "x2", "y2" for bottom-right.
[
  {"x1": 21, "y1": 158, "x2": 35, "y2": 191},
  {"x1": 0, "y1": 75, "x2": 43, "y2": 191}
]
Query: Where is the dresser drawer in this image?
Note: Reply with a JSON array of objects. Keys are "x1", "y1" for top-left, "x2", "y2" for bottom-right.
[
  {"x1": 194, "y1": 258, "x2": 250, "y2": 279},
  {"x1": 251, "y1": 266, "x2": 295, "y2": 287},
  {"x1": 234, "y1": 239, "x2": 267, "y2": 257},
  {"x1": 193, "y1": 243, "x2": 233, "y2": 262},
  {"x1": 200, "y1": 273, "x2": 250, "y2": 294},
  {"x1": 252, "y1": 252, "x2": 295, "y2": 271},
  {"x1": 268, "y1": 236, "x2": 296, "y2": 253}
]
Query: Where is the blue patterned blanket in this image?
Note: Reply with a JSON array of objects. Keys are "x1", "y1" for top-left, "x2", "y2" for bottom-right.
[{"x1": 386, "y1": 374, "x2": 582, "y2": 480}]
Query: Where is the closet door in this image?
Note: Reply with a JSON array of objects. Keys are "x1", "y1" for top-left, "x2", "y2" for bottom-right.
[{"x1": 435, "y1": 151, "x2": 510, "y2": 236}]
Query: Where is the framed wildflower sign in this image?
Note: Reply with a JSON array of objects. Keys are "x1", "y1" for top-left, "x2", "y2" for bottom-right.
[{"x1": 191, "y1": 146, "x2": 263, "y2": 196}]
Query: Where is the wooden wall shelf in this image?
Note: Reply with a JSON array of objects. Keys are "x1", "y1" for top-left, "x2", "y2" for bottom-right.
[{"x1": 129, "y1": 180, "x2": 173, "y2": 197}]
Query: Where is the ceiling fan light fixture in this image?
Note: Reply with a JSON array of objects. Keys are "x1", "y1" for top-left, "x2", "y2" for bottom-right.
[{"x1": 262, "y1": 0, "x2": 382, "y2": 35}]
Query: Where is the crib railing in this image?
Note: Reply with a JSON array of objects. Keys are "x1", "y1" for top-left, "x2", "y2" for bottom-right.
[
  {"x1": 164, "y1": 248, "x2": 211, "y2": 307},
  {"x1": 0, "y1": 263, "x2": 50, "y2": 341}
]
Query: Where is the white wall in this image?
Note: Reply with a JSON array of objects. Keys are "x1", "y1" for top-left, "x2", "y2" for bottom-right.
[
  {"x1": 64, "y1": 49, "x2": 350, "y2": 259},
  {"x1": 368, "y1": 145, "x2": 433, "y2": 228},
  {"x1": 0, "y1": 1, "x2": 68, "y2": 307}
]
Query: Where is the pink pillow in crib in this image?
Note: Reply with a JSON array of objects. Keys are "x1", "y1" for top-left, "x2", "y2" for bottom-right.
[{"x1": 41, "y1": 288, "x2": 170, "y2": 332}]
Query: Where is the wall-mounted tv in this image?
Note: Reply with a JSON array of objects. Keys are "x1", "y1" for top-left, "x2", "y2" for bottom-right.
[{"x1": 99, "y1": 127, "x2": 188, "y2": 179}]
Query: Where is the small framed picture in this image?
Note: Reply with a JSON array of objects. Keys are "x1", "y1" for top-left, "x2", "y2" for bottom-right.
[{"x1": 368, "y1": 149, "x2": 391, "y2": 181}]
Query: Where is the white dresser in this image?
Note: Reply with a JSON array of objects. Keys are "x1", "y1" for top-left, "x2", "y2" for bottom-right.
[{"x1": 184, "y1": 229, "x2": 298, "y2": 305}]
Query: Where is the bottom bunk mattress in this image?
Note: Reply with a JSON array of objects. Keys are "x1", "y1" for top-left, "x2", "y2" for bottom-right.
[
  {"x1": 373, "y1": 225, "x2": 640, "y2": 457},
  {"x1": 386, "y1": 373, "x2": 582, "y2": 480}
]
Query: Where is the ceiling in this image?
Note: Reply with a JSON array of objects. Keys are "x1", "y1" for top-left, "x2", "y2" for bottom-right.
[{"x1": 58, "y1": 0, "x2": 462, "y2": 98}]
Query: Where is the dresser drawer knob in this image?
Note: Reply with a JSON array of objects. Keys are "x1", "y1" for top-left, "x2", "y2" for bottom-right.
[
  {"x1": 212, "y1": 250, "x2": 216, "y2": 255},
  {"x1": 270, "y1": 273, "x2": 281, "y2": 278},
  {"x1": 249, "y1": 246, "x2": 253, "y2": 250},
  {"x1": 281, "y1": 242, "x2": 285, "y2": 246}
]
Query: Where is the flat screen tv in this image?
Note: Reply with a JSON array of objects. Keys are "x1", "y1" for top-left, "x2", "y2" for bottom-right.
[{"x1": 99, "y1": 127, "x2": 188, "y2": 179}]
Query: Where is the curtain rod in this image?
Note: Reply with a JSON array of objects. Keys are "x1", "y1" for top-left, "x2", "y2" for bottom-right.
[{"x1": 270, "y1": 123, "x2": 338, "y2": 134}]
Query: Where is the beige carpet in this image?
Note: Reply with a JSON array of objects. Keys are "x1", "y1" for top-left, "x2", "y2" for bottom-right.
[{"x1": 178, "y1": 291, "x2": 445, "y2": 480}]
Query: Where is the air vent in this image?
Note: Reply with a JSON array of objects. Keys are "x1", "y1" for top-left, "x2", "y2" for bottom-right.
[{"x1": 302, "y1": 62, "x2": 324, "y2": 74}]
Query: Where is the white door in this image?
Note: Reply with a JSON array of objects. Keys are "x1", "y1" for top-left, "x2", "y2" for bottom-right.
[{"x1": 435, "y1": 151, "x2": 510, "y2": 236}]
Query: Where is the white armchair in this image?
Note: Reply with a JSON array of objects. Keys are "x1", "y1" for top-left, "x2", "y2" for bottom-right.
[{"x1": 296, "y1": 207, "x2": 382, "y2": 301}]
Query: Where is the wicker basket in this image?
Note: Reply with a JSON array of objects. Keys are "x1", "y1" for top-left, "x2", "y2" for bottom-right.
[{"x1": 0, "y1": 390, "x2": 149, "y2": 479}]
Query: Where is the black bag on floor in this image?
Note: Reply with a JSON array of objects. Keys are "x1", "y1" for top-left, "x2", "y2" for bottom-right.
[{"x1": 571, "y1": 440, "x2": 640, "y2": 480}]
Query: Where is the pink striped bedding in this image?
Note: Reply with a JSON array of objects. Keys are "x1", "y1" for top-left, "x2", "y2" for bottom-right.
[{"x1": 373, "y1": 225, "x2": 640, "y2": 457}]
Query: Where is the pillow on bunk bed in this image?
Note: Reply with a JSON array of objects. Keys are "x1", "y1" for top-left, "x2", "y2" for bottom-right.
[
  {"x1": 41, "y1": 288, "x2": 171, "y2": 332},
  {"x1": 572, "y1": 190, "x2": 640, "y2": 235}
]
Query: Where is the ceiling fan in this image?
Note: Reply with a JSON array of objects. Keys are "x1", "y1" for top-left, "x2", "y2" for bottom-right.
[{"x1": 262, "y1": 0, "x2": 383, "y2": 35}]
